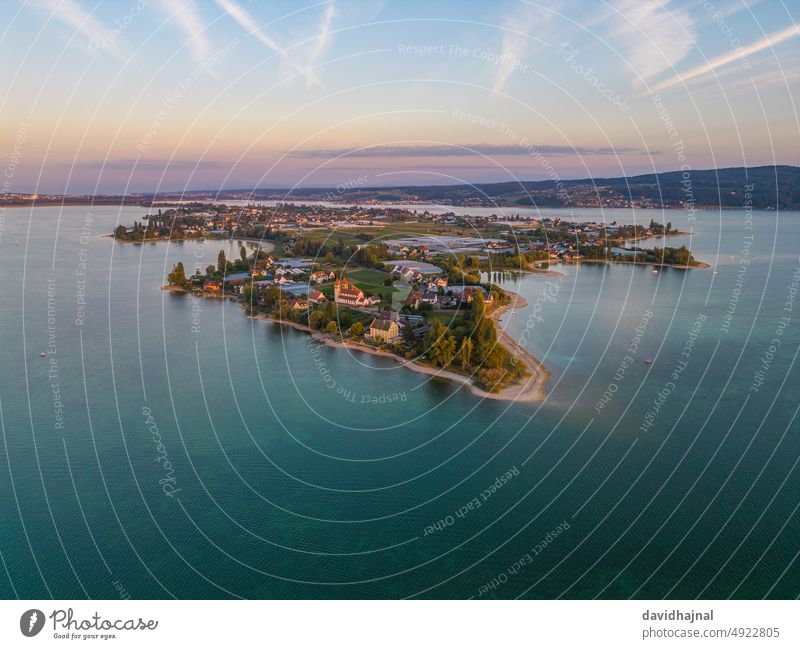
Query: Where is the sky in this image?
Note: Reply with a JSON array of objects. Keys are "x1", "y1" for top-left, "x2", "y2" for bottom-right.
[{"x1": 1, "y1": 0, "x2": 798, "y2": 193}]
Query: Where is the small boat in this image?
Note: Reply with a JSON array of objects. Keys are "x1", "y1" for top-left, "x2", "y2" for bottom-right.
[
  {"x1": 644, "y1": 359, "x2": 653, "y2": 365},
  {"x1": 651, "y1": 269, "x2": 658, "y2": 273},
  {"x1": 729, "y1": 255, "x2": 736, "y2": 260},
  {"x1": 712, "y1": 271, "x2": 718, "y2": 275},
  {"x1": 39, "y1": 352, "x2": 46, "y2": 357}
]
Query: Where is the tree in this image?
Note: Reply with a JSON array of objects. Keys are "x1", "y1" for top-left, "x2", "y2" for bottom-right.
[
  {"x1": 426, "y1": 318, "x2": 456, "y2": 367},
  {"x1": 205, "y1": 264, "x2": 216, "y2": 276},
  {"x1": 458, "y1": 337, "x2": 473, "y2": 368},
  {"x1": 217, "y1": 250, "x2": 227, "y2": 273},
  {"x1": 402, "y1": 323, "x2": 416, "y2": 345},
  {"x1": 261, "y1": 287, "x2": 282, "y2": 306},
  {"x1": 309, "y1": 310, "x2": 326, "y2": 329},
  {"x1": 167, "y1": 262, "x2": 187, "y2": 287},
  {"x1": 240, "y1": 245, "x2": 248, "y2": 266},
  {"x1": 326, "y1": 320, "x2": 339, "y2": 336},
  {"x1": 242, "y1": 284, "x2": 259, "y2": 307},
  {"x1": 275, "y1": 301, "x2": 291, "y2": 320},
  {"x1": 349, "y1": 322, "x2": 364, "y2": 338}
]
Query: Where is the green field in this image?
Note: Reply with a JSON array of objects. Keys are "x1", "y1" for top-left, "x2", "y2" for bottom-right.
[{"x1": 346, "y1": 268, "x2": 397, "y2": 303}]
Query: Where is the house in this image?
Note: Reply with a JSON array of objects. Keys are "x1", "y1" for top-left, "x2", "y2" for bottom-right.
[
  {"x1": 333, "y1": 276, "x2": 372, "y2": 307},
  {"x1": 308, "y1": 289, "x2": 327, "y2": 304},
  {"x1": 461, "y1": 286, "x2": 493, "y2": 304},
  {"x1": 203, "y1": 279, "x2": 222, "y2": 293},
  {"x1": 405, "y1": 291, "x2": 422, "y2": 309},
  {"x1": 422, "y1": 291, "x2": 439, "y2": 305},
  {"x1": 369, "y1": 311, "x2": 401, "y2": 342},
  {"x1": 487, "y1": 241, "x2": 512, "y2": 250},
  {"x1": 394, "y1": 266, "x2": 417, "y2": 281},
  {"x1": 288, "y1": 299, "x2": 309, "y2": 311},
  {"x1": 310, "y1": 270, "x2": 335, "y2": 284}
]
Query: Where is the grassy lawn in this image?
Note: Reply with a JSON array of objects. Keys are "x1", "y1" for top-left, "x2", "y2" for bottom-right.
[
  {"x1": 347, "y1": 268, "x2": 396, "y2": 304},
  {"x1": 347, "y1": 268, "x2": 390, "y2": 285},
  {"x1": 314, "y1": 266, "x2": 397, "y2": 305}
]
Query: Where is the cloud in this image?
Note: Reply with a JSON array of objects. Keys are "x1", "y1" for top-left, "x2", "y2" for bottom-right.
[
  {"x1": 651, "y1": 23, "x2": 800, "y2": 93},
  {"x1": 607, "y1": 0, "x2": 696, "y2": 88},
  {"x1": 214, "y1": 0, "x2": 320, "y2": 85},
  {"x1": 74, "y1": 159, "x2": 232, "y2": 171},
  {"x1": 304, "y1": 3, "x2": 336, "y2": 86},
  {"x1": 288, "y1": 143, "x2": 654, "y2": 158},
  {"x1": 25, "y1": 0, "x2": 124, "y2": 59},
  {"x1": 157, "y1": 0, "x2": 211, "y2": 65},
  {"x1": 491, "y1": 4, "x2": 548, "y2": 94}
]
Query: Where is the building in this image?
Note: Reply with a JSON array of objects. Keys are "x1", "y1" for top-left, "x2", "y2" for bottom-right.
[
  {"x1": 308, "y1": 289, "x2": 327, "y2": 304},
  {"x1": 422, "y1": 291, "x2": 439, "y2": 305},
  {"x1": 334, "y1": 276, "x2": 373, "y2": 307},
  {"x1": 460, "y1": 286, "x2": 494, "y2": 304},
  {"x1": 310, "y1": 270, "x2": 335, "y2": 284},
  {"x1": 203, "y1": 279, "x2": 222, "y2": 293},
  {"x1": 404, "y1": 291, "x2": 422, "y2": 309},
  {"x1": 222, "y1": 272, "x2": 251, "y2": 286},
  {"x1": 369, "y1": 311, "x2": 401, "y2": 343},
  {"x1": 288, "y1": 299, "x2": 309, "y2": 311}
]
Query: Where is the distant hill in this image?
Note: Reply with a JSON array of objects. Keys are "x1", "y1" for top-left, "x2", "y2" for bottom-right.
[
  {"x1": 270, "y1": 165, "x2": 800, "y2": 210},
  {"x1": 4, "y1": 165, "x2": 798, "y2": 210}
]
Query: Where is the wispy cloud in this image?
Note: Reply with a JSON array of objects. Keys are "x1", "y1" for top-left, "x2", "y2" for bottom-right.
[
  {"x1": 492, "y1": 4, "x2": 548, "y2": 94},
  {"x1": 651, "y1": 23, "x2": 800, "y2": 93},
  {"x1": 214, "y1": 0, "x2": 320, "y2": 86},
  {"x1": 304, "y1": 3, "x2": 336, "y2": 87},
  {"x1": 288, "y1": 143, "x2": 653, "y2": 158},
  {"x1": 157, "y1": 0, "x2": 211, "y2": 65},
  {"x1": 25, "y1": 0, "x2": 124, "y2": 59},
  {"x1": 607, "y1": 0, "x2": 696, "y2": 89}
]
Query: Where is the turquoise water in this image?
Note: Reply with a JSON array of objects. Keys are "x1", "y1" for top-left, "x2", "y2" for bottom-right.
[{"x1": 0, "y1": 205, "x2": 798, "y2": 599}]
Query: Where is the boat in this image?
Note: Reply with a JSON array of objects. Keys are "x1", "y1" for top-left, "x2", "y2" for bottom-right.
[
  {"x1": 644, "y1": 359, "x2": 653, "y2": 365},
  {"x1": 651, "y1": 269, "x2": 658, "y2": 273},
  {"x1": 39, "y1": 352, "x2": 46, "y2": 357}
]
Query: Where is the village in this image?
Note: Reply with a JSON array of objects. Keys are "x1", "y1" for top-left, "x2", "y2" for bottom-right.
[
  {"x1": 136, "y1": 201, "x2": 698, "y2": 394},
  {"x1": 114, "y1": 201, "x2": 694, "y2": 268},
  {"x1": 160, "y1": 229, "x2": 528, "y2": 394}
]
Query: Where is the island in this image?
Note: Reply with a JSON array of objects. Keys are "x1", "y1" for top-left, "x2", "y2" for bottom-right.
[{"x1": 122, "y1": 201, "x2": 706, "y2": 401}]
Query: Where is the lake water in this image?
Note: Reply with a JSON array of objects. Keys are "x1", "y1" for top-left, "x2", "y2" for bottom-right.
[{"x1": 0, "y1": 204, "x2": 798, "y2": 599}]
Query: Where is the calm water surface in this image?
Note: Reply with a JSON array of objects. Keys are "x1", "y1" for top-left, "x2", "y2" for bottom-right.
[{"x1": 0, "y1": 205, "x2": 797, "y2": 598}]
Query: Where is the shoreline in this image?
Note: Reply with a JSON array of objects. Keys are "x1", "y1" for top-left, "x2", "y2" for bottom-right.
[
  {"x1": 2, "y1": 200, "x2": 789, "y2": 211},
  {"x1": 245, "y1": 294, "x2": 549, "y2": 403},
  {"x1": 572, "y1": 259, "x2": 711, "y2": 270}
]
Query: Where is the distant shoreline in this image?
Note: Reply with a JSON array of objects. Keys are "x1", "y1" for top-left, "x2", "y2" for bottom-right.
[
  {"x1": 573, "y1": 259, "x2": 711, "y2": 270},
  {"x1": 1, "y1": 199, "x2": 792, "y2": 212}
]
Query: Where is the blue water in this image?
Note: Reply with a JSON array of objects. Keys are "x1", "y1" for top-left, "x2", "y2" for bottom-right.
[{"x1": 0, "y1": 205, "x2": 797, "y2": 599}]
